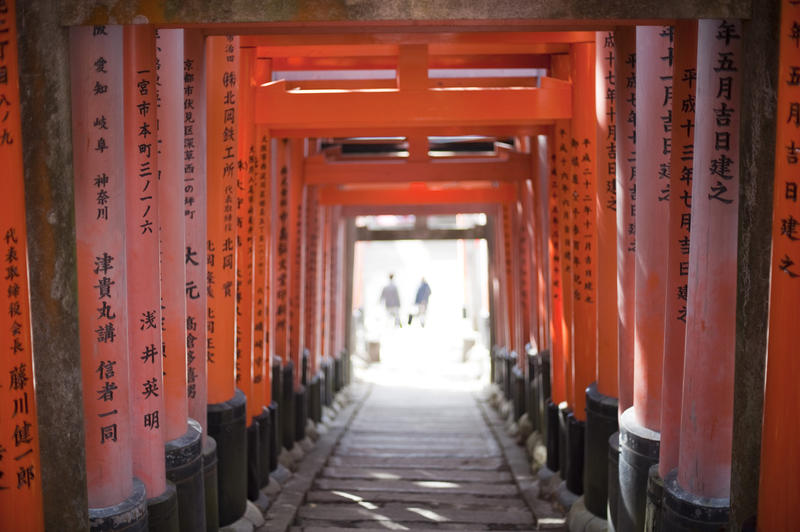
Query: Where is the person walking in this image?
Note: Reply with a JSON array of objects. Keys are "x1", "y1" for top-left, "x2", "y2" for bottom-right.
[
  {"x1": 414, "y1": 277, "x2": 432, "y2": 327},
  {"x1": 380, "y1": 273, "x2": 402, "y2": 327}
]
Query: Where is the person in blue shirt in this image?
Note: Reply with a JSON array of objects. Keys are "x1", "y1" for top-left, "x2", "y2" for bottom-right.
[{"x1": 414, "y1": 277, "x2": 432, "y2": 327}]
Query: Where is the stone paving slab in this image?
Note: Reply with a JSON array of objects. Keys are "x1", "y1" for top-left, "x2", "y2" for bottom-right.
[
  {"x1": 326, "y1": 455, "x2": 505, "y2": 470},
  {"x1": 304, "y1": 489, "x2": 529, "y2": 508},
  {"x1": 321, "y1": 466, "x2": 512, "y2": 483},
  {"x1": 313, "y1": 478, "x2": 518, "y2": 496},
  {"x1": 298, "y1": 503, "x2": 535, "y2": 525}
]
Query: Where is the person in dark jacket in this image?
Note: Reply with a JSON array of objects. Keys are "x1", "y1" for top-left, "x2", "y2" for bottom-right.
[
  {"x1": 414, "y1": 277, "x2": 432, "y2": 327},
  {"x1": 380, "y1": 273, "x2": 402, "y2": 327}
]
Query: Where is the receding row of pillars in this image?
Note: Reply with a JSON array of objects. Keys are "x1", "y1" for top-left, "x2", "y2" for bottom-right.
[
  {"x1": 489, "y1": 17, "x2": 799, "y2": 531},
  {"x1": 0, "y1": 18, "x2": 353, "y2": 531}
]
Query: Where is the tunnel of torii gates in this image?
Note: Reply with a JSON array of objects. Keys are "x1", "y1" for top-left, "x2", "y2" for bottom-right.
[{"x1": 1, "y1": 1, "x2": 800, "y2": 531}]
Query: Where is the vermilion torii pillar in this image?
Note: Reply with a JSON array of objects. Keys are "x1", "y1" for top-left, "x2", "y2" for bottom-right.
[
  {"x1": 183, "y1": 29, "x2": 219, "y2": 531},
  {"x1": 563, "y1": 40, "x2": 598, "y2": 499},
  {"x1": 545, "y1": 131, "x2": 566, "y2": 475},
  {"x1": 0, "y1": 2, "x2": 44, "y2": 527},
  {"x1": 122, "y1": 23, "x2": 176, "y2": 530},
  {"x1": 618, "y1": 25, "x2": 672, "y2": 532},
  {"x1": 663, "y1": 19, "x2": 742, "y2": 529},
  {"x1": 236, "y1": 45, "x2": 264, "y2": 504},
  {"x1": 656, "y1": 17, "x2": 697, "y2": 500},
  {"x1": 758, "y1": 2, "x2": 800, "y2": 527},
  {"x1": 253, "y1": 122, "x2": 276, "y2": 482},
  {"x1": 157, "y1": 29, "x2": 206, "y2": 530},
  {"x1": 205, "y1": 35, "x2": 247, "y2": 527},
  {"x1": 582, "y1": 30, "x2": 619, "y2": 521},
  {"x1": 610, "y1": 27, "x2": 635, "y2": 529},
  {"x1": 70, "y1": 24, "x2": 147, "y2": 528}
]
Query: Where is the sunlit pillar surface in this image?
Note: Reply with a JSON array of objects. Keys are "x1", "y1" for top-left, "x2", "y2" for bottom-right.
[
  {"x1": 70, "y1": 24, "x2": 138, "y2": 511},
  {"x1": 122, "y1": 22, "x2": 167, "y2": 501},
  {"x1": 658, "y1": 20, "x2": 697, "y2": 480},
  {"x1": 666, "y1": 20, "x2": 742, "y2": 528}
]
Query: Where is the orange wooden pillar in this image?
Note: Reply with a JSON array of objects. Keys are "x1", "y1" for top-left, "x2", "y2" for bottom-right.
[
  {"x1": 554, "y1": 120, "x2": 575, "y2": 477},
  {"x1": 158, "y1": 29, "x2": 207, "y2": 529},
  {"x1": 758, "y1": 2, "x2": 800, "y2": 527},
  {"x1": 663, "y1": 19, "x2": 742, "y2": 528},
  {"x1": 544, "y1": 131, "x2": 566, "y2": 474},
  {"x1": 157, "y1": 27, "x2": 190, "y2": 447},
  {"x1": 70, "y1": 24, "x2": 146, "y2": 526},
  {"x1": 0, "y1": 2, "x2": 44, "y2": 528},
  {"x1": 182, "y1": 28, "x2": 218, "y2": 530},
  {"x1": 288, "y1": 138, "x2": 307, "y2": 442},
  {"x1": 610, "y1": 28, "x2": 636, "y2": 529},
  {"x1": 205, "y1": 35, "x2": 247, "y2": 527},
  {"x1": 614, "y1": 27, "x2": 636, "y2": 420},
  {"x1": 251, "y1": 53, "x2": 274, "y2": 484},
  {"x1": 122, "y1": 23, "x2": 174, "y2": 526},
  {"x1": 618, "y1": 25, "x2": 673, "y2": 531},
  {"x1": 236, "y1": 45, "x2": 264, "y2": 503},
  {"x1": 562, "y1": 40, "x2": 598, "y2": 498},
  {"x1": 583, "y1": 30, "x2": 618, "y2": 519},
  {"x1": 658, "y1": 20, "x2": 697, "y2": 481},
  {"x1": 253, "y1": 121, "x2": 276, "y2": 481},
  {"x1": 272, "y1": 138, "x2": 296, "y2": 451}
]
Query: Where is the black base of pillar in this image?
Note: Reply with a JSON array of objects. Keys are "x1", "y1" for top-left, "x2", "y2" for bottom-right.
[
  {"x1": 254, "y1": 407, "x2": 271, "y2": 488},
  {"x1": 545, "y1": 399, "x2": 560, "y2": 472},
  {"x1": 202, "y1": 437, "x2": 219, "y2": 532},
  {"x1": 558, "y1": 402, "x2": 569, "y2": 475},
  {"x1": 323, "y1": 359, "x2": 333, "y2": 406},
  {"x1": 661, "y1": 469, "x2": 729, "y2": 531},
  {"x1": 294, "y1": 386, "x2": 307, "y2": 442},
  {"x1": 165, "y1": 418, "x2": 205, "y2": 532},
  {"x1": 618, "y1": 407, "x2": 660, "y2": 532},
  {"x1": 585, "y1": 383, "x2": 619, "y2": 518},
  {"x1": 333, "y1": 357, "x2": 342, "y2": 393},
  {"x1": 89, "y1": 477, "x2": 148, "y2": 531},
  {"x1": 538, "y1": 351, "x2": 551, "y2": 435},
  {"x1": 267, "y1": 402, "x2": 279, "y2": 472},
  {"x1": 246, "y1": 420, "x2": 260, "y2": 501},
  {"x1": 207, "y1": 389, "x2": 247, "y2": 527},
  {"x1": 147, "y1": 482, "x2": 179, "y2": 532},
  {"x1": 281, "y1": 362, "x2": 295, "y2": 450},
  {"x1": 504, "y1": 350, "x2": 515, "y2": 400},
  {"x1": 310, "y1": 374, "x2": 322, "y2": 424},
  {"x1": 645, "y1": 464, "x2": 664, "y2": 531},
  {"x1": 566, "y1": 412, "x2": 585, "y2": 495},
  {"x1": 512, "y1": 365, "x2": 525, "y2": 421},
  {"x1": 343, "y1": 349, "x2": 351, "y2": 385},
  {"x1": 608, "y1": 432, "x2": 620, "y2": 529},
  {"x1": 526, "y1": 351, "x2": 540, "y2": 432}
]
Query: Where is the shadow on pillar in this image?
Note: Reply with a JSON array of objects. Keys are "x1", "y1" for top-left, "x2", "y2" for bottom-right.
[
  {"x1": 618, "y1": 407, "x2": 660, "y2": 532},
  {"x1": 165, "y1": 418, "x2": 205, "y2": 532},
  {"x1": 203, "y1": 437, "x2": 219, "y2": 532},
  {"x1": 146, "y1": 481, "x2": 179, "y2": 532},
  {"x1": 207, "y1": 389, "x2": 247, "y2": 527},
  {"x1": 512, "y1": 363, "x2": 525, "y2": 421},
  {"x1": 661, "y1": 469, "x2": 729, "y2": 531},
  {"x1": 584, "y1": 383, "x2": 619, "y2": 518},
  {"x1": 254, "y1": 406, "x2": 271, "y2": 488},
  {"x1": 608, "y1": 432, "x2": 620, "y2": 529},
  {"x1": 323, "y1": 358, "x2": 333, "y2": 407},
  {"x1": 246, "y1": 418, "x2": 262, "y2": 503},
  {"x1": 566, "y1": 412, "x2": 585, "y2": 495},
  {"x1": 89, "y1": 477, "x2": 148, "y2": 531},
  {"x1": 333, "y1": 356, "x2": 342, "y2": 393},
  {"x1": 281, "y1": 362, "x2": 295, "y2": 450},
  {"x1": 271, "y1": 357, "x2": 282, "y2": 469},
  {"x1": 310, "y1": 372, "x2": 322, "y2": 424},
  {"x1": 545, "y1": 399, "x2": 560, "y2": 472}
]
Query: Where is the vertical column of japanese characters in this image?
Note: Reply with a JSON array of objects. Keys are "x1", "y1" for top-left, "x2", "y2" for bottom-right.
[{"x1": 70, "y1": 24, "x2": 135, "y2": 510}]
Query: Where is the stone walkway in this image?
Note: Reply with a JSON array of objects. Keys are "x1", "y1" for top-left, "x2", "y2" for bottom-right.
[{"x1": 288, "y1": 383, "x2": 538, "y2": 531}]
